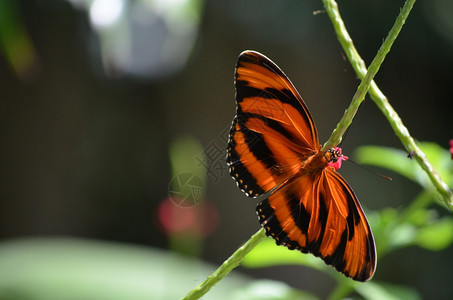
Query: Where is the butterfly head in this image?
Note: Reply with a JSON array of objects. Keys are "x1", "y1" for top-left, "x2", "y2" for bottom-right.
[{"x1": 326, "y1": 147, "x2": 349, "y2": 170}]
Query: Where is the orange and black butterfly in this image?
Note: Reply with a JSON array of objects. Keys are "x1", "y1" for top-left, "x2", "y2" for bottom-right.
[{"x1": 226, "y1": 50, "x2": 376, "y2": 281}]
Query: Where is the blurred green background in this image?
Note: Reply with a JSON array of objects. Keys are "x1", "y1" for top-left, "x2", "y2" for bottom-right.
[{"x1": 0, "y1": 0, "x2": 452, "y2": 299}]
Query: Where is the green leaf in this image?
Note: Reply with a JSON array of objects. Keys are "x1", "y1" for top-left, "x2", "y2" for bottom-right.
[
  {"x1": 415, "y1": 218, "x2": 453, "y2": 251},
  {"x1": 371, "y1": 208, "x2": 398, "y2": 229},
  {"x1": 405, "y1": 208, "x2": 437, "y2": 227},
  {"x1": 0, "y1": 237, "x2": 254, "y2": 300},
  {"x1": 354, "y1": 145, "x2": 425, "y2": 185},
  {"x1": 242, "y1": 239, "x2": 325, "y2": 271},
  {"x1": 386, "y1": 222, "x2": 417, "y2": 251},
  {"x1": 354, "y1": 142, "x2": 453, "y2": 188},
  {"x1": 355, "y1": 281, "x2": 421, "y2": 300},
  {"x1": 169, "y1": 136, "x2": 207, "y2": 186},
  {"x1": 232, "y1": 280, "x2": 319, "y2": 300}
]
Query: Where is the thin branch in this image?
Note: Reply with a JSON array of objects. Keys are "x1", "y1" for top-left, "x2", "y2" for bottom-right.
[
  {"x1": 321, "y1": 0, "x2": 453, "y2": 209},
  {"x1": 181, "y1": 228, "x2": 266, "y2": 299},
  {"x1": 322, "y1": 0, "x2": 414, "y2": 149}
]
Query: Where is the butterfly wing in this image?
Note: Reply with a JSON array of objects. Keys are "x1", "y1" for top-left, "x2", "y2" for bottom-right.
[
  {"x1": 227, "y1": 51, "x2": 319, "y2": 197},
  {"x1": 257, "y1": 167, "x2": 376, "y2": 281},
  {"x1": 227, "y1": 50, "x2": 376, "y2": 281}
]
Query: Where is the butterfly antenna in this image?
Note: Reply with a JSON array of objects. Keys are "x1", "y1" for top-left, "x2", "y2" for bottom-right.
[
  {"x1": 336, "y1": 127, "x2": 390, "y2": 180},
  {"x1": 347, "y1": 158, "x2": 393, "y2": 181}
]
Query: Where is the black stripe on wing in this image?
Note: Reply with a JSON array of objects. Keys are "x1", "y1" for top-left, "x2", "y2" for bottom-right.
[
  {"x1": 236, "y1": 82, "x2": 314, "y2": 135},
  {"x1": 227, "y1": 116, "x2": 269, "y2": 197},
  {"x1": 235, "y1": 51, "x2": 319, "y2": 147},
  {"x1": 257, "y1": 198, "x2": 301, "y2": 251}
]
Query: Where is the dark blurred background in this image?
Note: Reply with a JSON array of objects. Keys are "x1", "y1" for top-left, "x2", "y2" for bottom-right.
[{"x1": 0, "y1": 0, "x2": 452, "y2": 299}]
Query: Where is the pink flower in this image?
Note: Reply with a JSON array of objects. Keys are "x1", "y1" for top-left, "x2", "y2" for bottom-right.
[
  {"x1": 157, "y1": 197, "x2": 219, "y2": 237},
  {"x1": 327, "y1": 147, "x2": 349, "y2": 170},
  {"x1": 450, "y1": 139, "x2": 453, "y2": 160}
]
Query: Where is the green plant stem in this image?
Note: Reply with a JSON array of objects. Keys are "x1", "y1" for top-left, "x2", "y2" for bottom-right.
[
  {"x1": 322, "y1": 0, "x2": 453, "y2": 209},
  {"x1": 322, "y1": 0, "x2": 414, "y2": 150},
  {"x1": 373, "y1": 99, "x2": 453, "y2": 210},
  {"x1": 181, "y1": 228, "x2": 266, "y2": 300}
]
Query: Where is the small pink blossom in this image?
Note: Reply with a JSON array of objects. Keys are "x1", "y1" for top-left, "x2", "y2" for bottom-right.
[
  {"x1": 158, "y1": 197, "x2": 219, "y2": 237},
  {"x1": 450, "y1": 139, "x2": 453, "y2": 160},
  {"x1": 327, "y1": 147, "x2": 349, "y2": 170}
]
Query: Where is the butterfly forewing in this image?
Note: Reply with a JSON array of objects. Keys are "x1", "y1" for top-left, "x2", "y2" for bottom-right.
[
  {"x1": 227, "y1": 51, "x2": 319, "y2": 197},
  {"x1": 235, "y1": 51, "x2": 318, "y2": 149},
  {"x1": 227, "y1": 50, "x2": 376, "y2": 281}
]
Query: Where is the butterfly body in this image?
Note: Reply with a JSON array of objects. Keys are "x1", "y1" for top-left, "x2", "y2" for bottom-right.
[
  {"x1": 227, "y1": 50, "x2": 376, "y2": 282},
  {"x1": 301, "y1": 148, "x2": 327, "y2": 172}
]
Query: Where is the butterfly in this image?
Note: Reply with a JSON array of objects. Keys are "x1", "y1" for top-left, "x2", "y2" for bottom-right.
[{"x1": 226, "y1": 50, "x2": 376, "y2": 281}]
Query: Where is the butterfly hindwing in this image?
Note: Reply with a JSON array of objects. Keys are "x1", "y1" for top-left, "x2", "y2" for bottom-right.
[
  {"x1": 227, "y1": 51, "x2": 319, "y2": 197},
  {"x1": 321, "y1": 168, "x2": 376, "y2": 281},
  {"x1": 257, "y1": 167, "x2": 376, "y2": 282}
]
